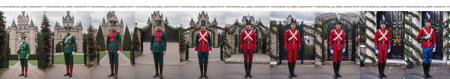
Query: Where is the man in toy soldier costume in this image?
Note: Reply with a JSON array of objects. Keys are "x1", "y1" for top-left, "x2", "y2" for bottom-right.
[
  {"x1": 150, "y1": 20, "x2": 167, "y2": 79},
  {"x1": 374, "y1": 19, "x2": 391, "y2": 78},
  {"x1": 195, "y1": 20, "x2": 212, "y2": 78},
  {"x1": 62, "y1": 26, "x2": 77, "y2": 77},
  {"x1": 328, "y1": 22, "x2": 346, "y2": 78},
  {"x1": 106, "y1": 20, "x2": 122, "y2": 78},
  {"x1": 240, "y1": 19, "x2": 256, "y2": 78},
  {"x1": 283, "y1": 20, "x2": 301, "y2": 78},
  {"x1": 417, "y1": 19, "x2": 435, "y2": 78},
  {"x1": 17, "y1": 33, "x2": 30, "y2": 77}
]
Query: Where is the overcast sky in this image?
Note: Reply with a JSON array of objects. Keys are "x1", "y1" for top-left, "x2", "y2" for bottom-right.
[
  {"x1": 3, "y1": 11, "x2": 359, "y2": 33},
  {"x1": 3, "y1": 11, "x2": 91, "y2": 32},
  {"x1": 270, "y1": 11, "x2": 360, "y2": 25},
  {"x1": 135, "y1": 11, "x2": 270, "y2": 29}
]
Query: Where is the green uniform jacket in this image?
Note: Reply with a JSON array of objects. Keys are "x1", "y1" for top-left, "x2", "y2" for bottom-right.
[
  {"x1": 107, "y1": 32, "x2": 122, "y2": 52},
  {"x1": 62, "y1": 34, "x2": 77, "y2": 53},
  {"x1": 150, "y1": 32, "x2": 167, "y2": 53},
  {"x1": 17, "y1": 42, "x2": 30, "y2": 59}
]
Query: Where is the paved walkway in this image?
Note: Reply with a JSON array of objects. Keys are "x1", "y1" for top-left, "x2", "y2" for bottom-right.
[
  {"x1": 0, "y1": 63, "x2": 46, "y2": 79},
  {"x1": 90, "y1": 53, "x2": 135, "y2": 79},
  {"x1": 45, "y1": 64, "x2": 90, "y2": 79},
  {"x1": 136, "y1": 42, "x2": 180, "y2": 65}
]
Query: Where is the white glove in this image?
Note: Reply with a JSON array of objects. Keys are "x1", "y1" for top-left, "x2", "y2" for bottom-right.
[
  {"x1": 195, "y1": 51, "x2": 198, "y2": 54},
  {"x1": 388, "y1": 49, "x2": 391, "y2": 53},
  {"x1": 375, "y1": 50, "x2": 379, "y2": 54},
  {"x1": 72, "y1": 52, "x2": 76, "y2": 54},
  {"x1": 330, "y1": 49, "x2": 334, "y2": 54},
  {"x1": 432, "y1": 48, "x2": 436, "y2": 52},
  {"x1": 342, "y1": 49, "x2": 346, "y2": 53}
]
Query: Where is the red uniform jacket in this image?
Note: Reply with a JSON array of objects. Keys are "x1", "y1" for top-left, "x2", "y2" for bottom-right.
[
  {"x1": 240, "y1": 29, "x2": 257, "y2": 50},
  {"x1": 284, "y1": 29, "x2": 301, "y2": 50},
  {"x1": 195, "y1": 31, "x2": 212, "y2": 52},
  {"x1": 328, "y1": 30, "x2": 346, "y2": 50},
  {"x1": 374, "y1": 29, "x2": 391, "y2": 49},
  {"x1": 417, "y1": 28, "x2": 436, "y2": 48}
]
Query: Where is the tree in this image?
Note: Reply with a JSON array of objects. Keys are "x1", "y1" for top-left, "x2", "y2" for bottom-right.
[
  {"x1": 96, "y1": 26, "x2": 105, "y2": 51},
  {"x1": 0, "y1": 11, "x2": 9, "y2": 68},
  {"x1": 38, "y1": 14, "x2": 53, "y2": 68},
  {"x1": 86, "y1": 25, "x2": 97, "y2": 65},
  {"x1": 122, "y1": 26, "x2": 132, "y2": 51}
]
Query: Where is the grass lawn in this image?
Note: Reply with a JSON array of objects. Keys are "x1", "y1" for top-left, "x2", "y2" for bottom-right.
[
  {"x1": 29, "y1": 60, "x2": 37, "y2": 66},
  {"x1": 8, "y1": 60, "x2": 37, "y2": 66},
  {"x1": 8, "y1": 60, "x2": 17, "y2": 66},
  {"x1": 122, "y1": 51, "x2": 131, "y2": 59},
  {"x1": 99, "y1": 51, "x2": 107, "y2": 59},
  {"x1": 53, "y1": 54, "x2": 85, "y2": 64}
]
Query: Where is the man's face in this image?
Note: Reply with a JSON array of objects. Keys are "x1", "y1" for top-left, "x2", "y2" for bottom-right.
[
  {"x1": 425, "y1": 22, "x2": 431, "y2": 28},
  {"x1": 290, "y1": 23, "x2": 296, "y2": 30},
  {"x1": 200, "y1": 25, "x2": 206, "y2": 30},
  {"x1": 155, "y1": 25, "x2": 162, "y2": 31},
  {"x1": 335, "y1": 24, "x2": 341, "y2": 30},
  {"x1": 380, "y1": 23, "x2": 386, "y2": 29}
]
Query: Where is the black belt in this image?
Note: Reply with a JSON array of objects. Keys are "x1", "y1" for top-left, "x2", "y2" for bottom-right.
[{"x1": 199, "y1": 42, "x2": 208, "y2": 44}]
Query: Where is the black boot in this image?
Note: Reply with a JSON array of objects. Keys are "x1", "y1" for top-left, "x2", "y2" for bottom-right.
[
  {"x1": 153, "y1": 64, "x2": 159, "y2": 78},
  {"x1": 199, "y1": 64, "x2": 204, "y2": 78},
  {"x1": 292, "y1": 63, "x2": 297, "y2": 77},
  {"x1": 301, "y1": 59, "x2": 304, "y2": 64},
  {"x1": 114, "y1": 65, "x2": 119, "y2": 77},
  {"x1": 335, "y1": 62, "x2": 342, "y2": 78},
  {"x1": 378, "y1": 64, "x2": 382, "y2": 78},
  {"x1": 381, "y1": 64, "x2": 387, "y2": 78},
  {"x1": 204, "y1": 64, "x2": 208, "y2": 78},
  {"x1": 288, "y1": 63, "x2": 293, "y2": 78},
  {"x1": 244, "y1": 62, "x2": 249, "y2": 78},
  {"x1": 159, "y1": 64, "x2": 164, "y2": 79},
  {"x1": 360, "y1": 61, "x2": 365, "y2": 67},
  {"x1": 424, "y1": 63, "x2": 432, "y2": 78},
  {"x1": 333, "y1": 63, "x2": 337, "y2": 78},
  {"x1": 108, "y1": 65, "x2": 115, "y2": 77},
  {"x1": 248, "y1": 63, "x2": 253, "y2": 78}
]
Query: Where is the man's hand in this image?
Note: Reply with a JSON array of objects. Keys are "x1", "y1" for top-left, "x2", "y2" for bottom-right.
[
  {"x1": 330, "y1": 49, "x2": 334, "y2": 54},
  {"x1": 388, "y1": 46, "x2": 391, "y2": 53},
  {"x1": 375, "y1": 50, "x2": 379, "y2": 54},
  {"x1": 388, "y1": 49, "x2": 391, "y2": 53},
  {"x1": 432, "y1": 48, "x2": 436, "y2": 52}
]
